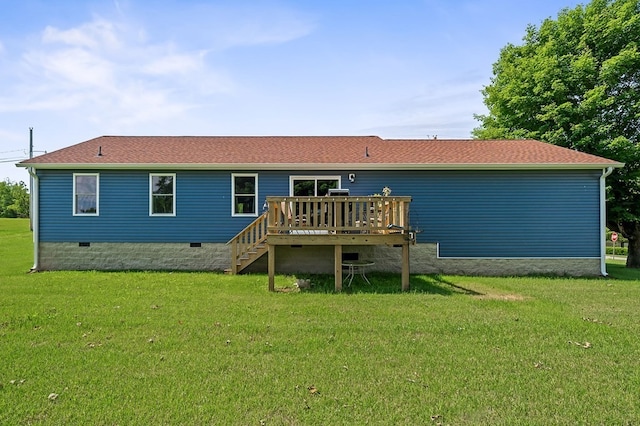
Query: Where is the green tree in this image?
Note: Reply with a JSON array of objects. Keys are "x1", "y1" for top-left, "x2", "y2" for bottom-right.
[
  {"x1": 474, "y1": 0, "x2": 640, "y2": 268},
  {"x1": 0, "y1": 179, "x2": 30, "y2": 218}
]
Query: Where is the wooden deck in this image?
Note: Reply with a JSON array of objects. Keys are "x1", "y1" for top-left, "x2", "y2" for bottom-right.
[{"x1": 228, "y1": 196, "x2": 413, "y2": 291}]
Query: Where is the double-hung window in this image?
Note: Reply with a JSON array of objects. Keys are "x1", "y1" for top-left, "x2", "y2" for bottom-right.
[
  {"x1": 73, "y1": 173, "x2": 99, "y2": 215},
  {"x1": 232, "y1": 173, "x2": 258, "y2": 216},
  {"x1": 150, "y1": 173, "x2": 176, "y2": 216}
]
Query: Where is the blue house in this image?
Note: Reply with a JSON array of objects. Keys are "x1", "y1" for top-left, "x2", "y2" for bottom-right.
[{"x1": 18, "y1": 135, "x2": 622, "y2": 289}]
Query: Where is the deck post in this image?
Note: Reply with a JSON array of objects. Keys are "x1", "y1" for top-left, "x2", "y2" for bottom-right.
[
  {"x1": 334, "y1": 244, "x2": 343, "y2": 292},
  {"x1": 268, "y1": 244, "x2": 275, "y2": 292},
  {"x1": 230, "y1": 240, "x2": 238, "y2": 274},
  {"x1": 402, "y1": 242, "x2": 410, "y2": 291}
]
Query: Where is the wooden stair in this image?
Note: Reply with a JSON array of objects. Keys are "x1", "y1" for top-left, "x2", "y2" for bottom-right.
[
  {"x1": 227, "y1": 212, "x2": 269, "y2": 274},
  {"x1": 236, "y1": 241, "x2": 268, "y2": 271}
]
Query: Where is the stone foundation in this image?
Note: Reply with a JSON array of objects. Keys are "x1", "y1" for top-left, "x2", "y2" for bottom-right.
[
  {"x1": 39, "y1": 242, "x2": 230, "y2": 271},
  {"x1": 38, "y1": 242, "x2": 601, "y2": 276},
  {"x1": 408, "y1": 244, "x2": 601, "y2": 277},
  {"x1": 244, "y1": 244, "x2": 601, "y2": 276}
]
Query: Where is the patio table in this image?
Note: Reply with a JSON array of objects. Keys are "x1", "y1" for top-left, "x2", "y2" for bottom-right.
[{"x1": 342, "y1": 260, "x2": 375, "y2": 286}]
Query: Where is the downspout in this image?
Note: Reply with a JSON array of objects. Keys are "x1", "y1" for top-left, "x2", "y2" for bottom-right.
[
  {"x1": 27, "y1": 167, "x2": 39, "y2": 271},
  {"x1": 600, "y1": 167, "x2": 614, "y2": 276}
]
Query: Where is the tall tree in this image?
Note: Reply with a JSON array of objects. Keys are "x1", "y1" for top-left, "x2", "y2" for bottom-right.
[
  {"x1": 474, "y1": 0, "x2": 640, "y2": 268},
  {"x1": 0, "y1": 179, "x2": 29, "y2": 218}
]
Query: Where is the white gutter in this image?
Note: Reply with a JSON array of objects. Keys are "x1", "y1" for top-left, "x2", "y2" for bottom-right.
[
  {"x1": 600, "y1": 167, "x2": 614, "y2": 276},
  {"x1": 17, "y1": 162, "x2": 624, "y2": 172},
  {"x1": 27, "y1": 167, "x2": 39, "y2": 271}
]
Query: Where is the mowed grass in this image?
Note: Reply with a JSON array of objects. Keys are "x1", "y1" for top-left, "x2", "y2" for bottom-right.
[{"x1": 1, "y1": 219, "x2": 640, "y2": 425}]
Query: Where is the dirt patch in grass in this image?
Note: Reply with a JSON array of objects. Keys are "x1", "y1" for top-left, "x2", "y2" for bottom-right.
[
  {"x1": 473, "y1": 293, "x2": 527, "y2": 301},
  {"x1": 275, "y1": 286, "x2": 301, "y2": 293},
  {"x1": 447, "y1": 280, "x2": 528, "y2": 301}
]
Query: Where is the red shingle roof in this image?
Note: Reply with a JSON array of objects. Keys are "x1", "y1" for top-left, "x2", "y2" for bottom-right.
[{"x1": 18, "y1": 135, "x2": 623, "y2": 170}]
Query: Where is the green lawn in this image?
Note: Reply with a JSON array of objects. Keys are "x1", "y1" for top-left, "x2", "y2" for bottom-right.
[{"x1": 1, "y1": 218, "x2": 639, "y2": 425}]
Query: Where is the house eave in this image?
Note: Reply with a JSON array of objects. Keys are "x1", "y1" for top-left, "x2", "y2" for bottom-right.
[{"x1": 17, "y1": 162, "x2": 625, "y2": 171}]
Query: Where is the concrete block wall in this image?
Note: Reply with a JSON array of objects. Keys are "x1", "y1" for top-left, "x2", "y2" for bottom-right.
[
  {"x1": 39, "y1": 242, "x2": 230, "y2": 271},
  {"x1": 38, "y1": 242, "x2": 601, "y2": 276},
  {"x1": 407, "y1": 244, "x2": 601, "y2": 276}
]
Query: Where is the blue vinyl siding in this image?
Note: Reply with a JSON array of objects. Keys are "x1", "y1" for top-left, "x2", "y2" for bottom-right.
[
  {"x1": 38, "y1": 169, "x2": 602, "y2": 258},
  {"x1": 39, "y1": 170, "x2": 288, "y2": 243},
  {"x1": 345, "y1": 169, "x2": 601, "y2": 258}
]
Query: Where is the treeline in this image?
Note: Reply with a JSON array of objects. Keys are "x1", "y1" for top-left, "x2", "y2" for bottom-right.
[{"x1": 0, "y1": 179, "x2": 29, "y2": 218}]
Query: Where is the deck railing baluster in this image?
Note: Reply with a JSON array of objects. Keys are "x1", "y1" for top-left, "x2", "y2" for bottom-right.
[{"x1": 264, "y1": 196, "x2": 410, "y2": 234}]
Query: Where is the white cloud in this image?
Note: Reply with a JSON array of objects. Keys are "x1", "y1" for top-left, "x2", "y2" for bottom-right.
[
  {"x1": 25, "y1": 47, "x2": 115, "y2": 88},
  {"x1": 42, "y1": 19, "x2": 121, "y2": 51},
  {"x1": 136, "y1": 2, "x2": 316, "y2": 50},
  {"x1": 0, "y1": 91, "x2": 86, "y2": 113},
  {"x1": 220, "y1": 14, "x2": 315, "y2": 47},
  {"x1": 85, "y1": 84, "x2": 193, "y2": 127},
  {"x1": 1, "y1": 14, "x2": 233, "y2": 128},
  {"x1": 360, "y1": 75, "x2": 487, "y2": 139},
  {"x1": 142, "y1": 52, "x2": 203, "y2": 76},
  {"x1": 0, "y1": 0, "x2": 317, "y2": 139}
]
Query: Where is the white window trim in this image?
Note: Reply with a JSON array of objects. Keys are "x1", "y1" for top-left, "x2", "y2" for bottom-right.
[
  {"x1": 232, "y1": 173, "x2": 259, "y2": 217},
  {"x1": 289, "y1": 175, "x2": 342, "y2": 196},
  {"x1": 149, "y1": 173, "x2": 176, "y2": 217},
  {"x1": 73, "y1": 173, "x2": 99, "y2": 216}
]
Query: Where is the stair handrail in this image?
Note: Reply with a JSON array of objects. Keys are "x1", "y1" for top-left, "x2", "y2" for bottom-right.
[{"x1": 227, "y1": 211, "x2": 269, "y2": 274}]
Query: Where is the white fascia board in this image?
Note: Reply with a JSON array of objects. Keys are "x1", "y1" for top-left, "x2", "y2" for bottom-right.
[{"x1": 17, "y1": 162, "x2": 625, "y2": 171}]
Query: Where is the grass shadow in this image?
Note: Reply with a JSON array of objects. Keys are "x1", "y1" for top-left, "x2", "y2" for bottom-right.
[
  {"x1": 606, "y1": 262, "x2": 640, "y2": 281},
  {"x1": 289, "y1": 273, "x2": 485, "y2": 295},
  {"x1": 431, "y1": 274, "x2": 484, "y2": 296}
]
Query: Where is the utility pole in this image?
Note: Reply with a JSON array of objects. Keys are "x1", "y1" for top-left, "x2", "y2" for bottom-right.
[{"x1": 29, "y1": 128, "x2": 34, "y2": 231}]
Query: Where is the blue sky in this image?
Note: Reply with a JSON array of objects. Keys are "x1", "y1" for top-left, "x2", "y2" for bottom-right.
[{"x1": 1, "y1": 0, "x2": 583, "y2": 182}]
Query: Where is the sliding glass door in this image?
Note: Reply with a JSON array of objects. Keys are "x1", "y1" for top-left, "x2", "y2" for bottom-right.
[{"x1": 291, "y1": 177, "x2": 340, "y2": 196}]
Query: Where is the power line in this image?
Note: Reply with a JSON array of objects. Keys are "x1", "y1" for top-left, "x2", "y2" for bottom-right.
[{"x1": 0, "y1": 157, "x2": 28, "y2": 163}]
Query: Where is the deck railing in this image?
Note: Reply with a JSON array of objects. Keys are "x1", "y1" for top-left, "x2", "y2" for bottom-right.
[
  {"x1": 265, "y1": 196, "x2": 411, "y2": 234},
  {"x1": 228, "y1": 196, "x2": 412, "y2": 274}
]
